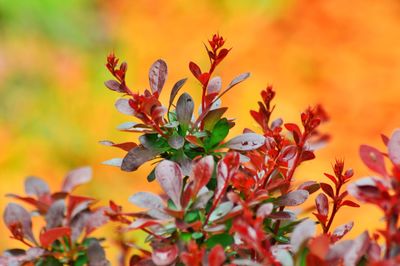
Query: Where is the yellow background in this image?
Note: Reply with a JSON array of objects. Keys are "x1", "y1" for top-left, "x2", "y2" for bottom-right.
[{"x1": 1, "y1": 0, "x2": 400, "y2": 262}]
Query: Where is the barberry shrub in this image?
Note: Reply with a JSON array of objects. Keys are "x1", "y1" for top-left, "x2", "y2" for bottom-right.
[{"x1": 1, "y1": 34, "x2": 400, "y2": 266}]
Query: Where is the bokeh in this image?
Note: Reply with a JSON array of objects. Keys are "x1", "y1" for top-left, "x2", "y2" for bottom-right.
[{"x1": 1, "y1": 0, "x2": 400, "y2": 262}]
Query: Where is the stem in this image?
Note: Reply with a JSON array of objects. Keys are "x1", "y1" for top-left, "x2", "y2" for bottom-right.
[
  {"x1": 385, "y1": 212, "x2": 398, "y2": 259},
  {"x1": 324, "y1": 183, "x2": 342, "y2": 233},
  {"x1": 272, "y1": 135, "x2": 307, "y2": 238}
]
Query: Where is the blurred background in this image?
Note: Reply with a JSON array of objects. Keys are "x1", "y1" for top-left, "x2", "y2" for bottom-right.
[{"x1": 1, "y1": 0, "x2": 400, "y2": 262}]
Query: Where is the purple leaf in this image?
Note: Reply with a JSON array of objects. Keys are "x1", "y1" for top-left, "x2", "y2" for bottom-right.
[
  {"x1": 191, "y1": 156, "x2": 214, "y2": 197},
  {"x1": 155, "y1": 160, "x2": 183, "y2": 209},
  {"x1": 228, "y1": 72, "x2": 250, "y2": 88},
  {"x1": 168, "y1": 135, "x2": 185, "y2": 150},
  {"x1": 3, "y1": 203, "x2": 36, "y2": 244},
  {"x1": 104, "y1": 80, "x2": 124, "y2": 93},
  {"x1": 209, "y1": 201, "x2": 233, "y2": 222},
  {"x1": 116, "y1": 122, "x2": 150, "y2": 132},
  {"x1": 326, "y1": 240, "x2": 354, "y2": 262},
  {"x1": 332, "y1": 221, "x2": 354, "y2": 241},
  {"x1": 121, "y1": 145, "x2": 159, "y2": 172},
  {"x1": 152, "y1": 244, "x2": 178, "y2": 266},
  {"x1": 207, "y1": 76, "x2": 222, "y2": 94},
  {"x1": 62, "y1": 166, "x2": 92, "y2": 193},
  {"x1": 176, "y1": 93, "x2": 194, "y2": 126},
  {"x1": 267, "y1": 211, "x2": 296, "y2": 220},
  {"x1": 290, "y1": 219, "x2": 315, "y2": 253},
  {"x1": 256, "y1": 203, "x2": 273, "y2": 218},
  {"x1": 169, "y1": 78, "x2": 187, "y2": 110},
  {"x1": 275, "y1": 190, "x2": 309, "y2": 206},
  {"x1": 86, "y1": 207, "x2": 110, "y2": 235},
  {"x1": 45, "y1": 200, "x2": 65, "y2": 229},
  {"x1": 115, "y1": 98, "x2": 135, "y2": 116},
  {"x1": 129, "y1": 192, "x2": 164, "y2": 210},
  {"x1": 226, "y1": 133, "x2": 265, "y2": 151},
  {"x1": 315, "y1": 193, "x2": 329, "y2": 216},
  {"x1": 388, "y1": 129, "x2": 400, "y2": 166},
  {"x1": 343, "y1": 231, "x2": 370, "y2": 266},
  {"x1": 279, "y1": 145, "x2": 297, "y2": 162},
  {"x1": 359, "y1": 145, "x2": 387, "y2": 176},
  {"x1": 149, "y1": 59, "x2": 168, "y2": 95},
  {"x1": 24, "y1": 176, "x2": 50, "y2": 198},
  {"x1": 102, "y1": 158, "x2": 123, "y2": 167},
  {"x1": 87, "y1": 240, "x2": 110, "y2": 266},
  {"x1": 298, "y1": 181, "x2": 320, "y2": 194}
]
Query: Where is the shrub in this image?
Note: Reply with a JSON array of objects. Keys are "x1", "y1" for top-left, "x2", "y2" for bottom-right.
[{"x1": 2, "y1": 34, "x2": 400, "y2": 266}]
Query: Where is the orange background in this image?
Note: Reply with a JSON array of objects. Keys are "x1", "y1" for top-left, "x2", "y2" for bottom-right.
[{"x1": 1, "y1": 0, "x2": 400, "y2": 262}]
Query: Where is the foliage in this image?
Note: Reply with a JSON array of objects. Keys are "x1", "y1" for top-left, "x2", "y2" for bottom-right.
[{"x1": 1, "y1": 34, "x2": 400, "y2": 266}]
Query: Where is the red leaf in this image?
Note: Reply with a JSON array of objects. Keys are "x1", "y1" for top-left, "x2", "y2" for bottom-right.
[
  {"x1": 301, "y1": 150, "x2": 316, "y2": 162},
  {"x1": 67, "y1": 195, "x2": 95, "y2": 221},
  {"x1": 208, "y1": 245, "x2": 225, "y2": 266},
  {"x1": 198, "y1": 72, "x2": 210, "y2": 85},
  {"x1": 217, "y1": 48, "x2": 230, "y2": 62},
  {"x1": 315, "y1": 193, "x2": 329, "y2": 216},
  {"x1": 6, "y1": 194, "x2": 49, "y2": 213},
  {"x1": 40, "y1": 227, "x2": 71, "y2": 248},
  {"x1": 359, "y1": 145, "x2": 387, "y2": 176},
  {"x1": 191, "y1": 156, "x2": 214, "y2": 197},
  {"x1": 320, "y1": 183, "x2": 335, "y2": 199},
  {"x1": 285, "y1": 123, "x2": 301, "y2": 143},
  {"x1": 186, "y1": 135, "x2": 203, "y2": 147},
  {"x1": 308, "y1": 234, "x2": 330, "y2": 260},
  {"x1": 341, "y1": 200, "x2": 360, "y2": 208},
  {"x1": 189, "y1": 61, "x2": 202, "y2": 79},
  {"x1": 381, "y1": 134, "x2": 389, "y2": 146},
  {"x1": 155, "y1": 160, "x2": 183, "y2": 209},
  {"x1": 324, "y1": 173, "x2": 338, "y2": 186},
  {"x1": 124, "y1": 218, "x2": 161, "y2": 232},
  {"x1": 99, "y1": 140, "x2": 137, "y2": 152}
]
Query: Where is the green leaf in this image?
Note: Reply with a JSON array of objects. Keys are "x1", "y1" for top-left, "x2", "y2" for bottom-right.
[
  {"x1": 184, "y1": 210, "x2": 200, "y2": 223},
  {"x1": 192, "y1": 232, "x2": 203, "y2": 239},
  {"x1": 147, "y1": 168, "x2": 156, "y2": 182},
  {"x1": 274, "y1": 234, "x2": 290, "y2": 244},
  {"x1": 298, "y1": 247, "x2": 309, "y2": 266},
  {"x1": 36, "y1": 256, "x2": 63, "y2": 266},
  {"x1": 74, "y1": 254, "x2": 88, "y2": 266},
  {"x1": 180, "y1": 232, "x2": 192, "y2": 242},
  {"x1": 203, "y1": 107, "x2": 228, "y2": 131},
  {"x1": 205, "y1": 118, "x2": 230, "y2": 149},
  {"x1": 139, "y1": 134, "x2": 169, "y2": 152},
  {"x1": 205, "y1": 233, "x2": 234, "y2": 249}
]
